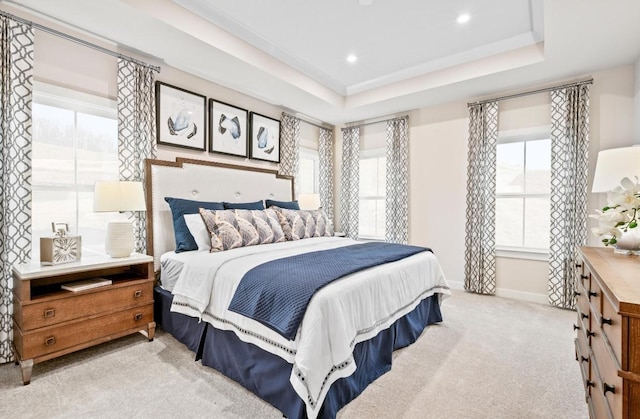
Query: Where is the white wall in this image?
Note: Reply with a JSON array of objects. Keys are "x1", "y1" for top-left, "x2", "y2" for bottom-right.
[
  {"x1": 407, "y1": 65, "x2": 637, "y2": 301},
  {"x1": 635, "y1": 56, "x2": 640, "y2": 141},
  {"x1": 25, "y1": 5, "x2": 286, "y2": 176}
]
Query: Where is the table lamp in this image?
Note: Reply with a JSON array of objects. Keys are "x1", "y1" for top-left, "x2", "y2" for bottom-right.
[
  {"x1": 93, "y1": 181, "x2": 146, "y2": 258},
  {"x1": 298, "y1": 193, "x2": 321, "y2": 210},
  {"x1": 592, "y1": 145, "x2": 640, "y2": 192}
]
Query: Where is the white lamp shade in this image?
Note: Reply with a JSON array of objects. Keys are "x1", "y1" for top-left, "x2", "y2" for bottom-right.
[
  {"x1": 94, "y1": 181, "x2": 146, "y2": 212},
  {"x1": 298, "y1": 193, "x2": 321, "y2": 210},
  {"x1": 592, "y1": 146, "x2": 640, "y2": 193}
]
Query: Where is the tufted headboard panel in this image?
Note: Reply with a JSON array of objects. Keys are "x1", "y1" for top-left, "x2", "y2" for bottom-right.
[{"x1": 145, "y1": 158, "x2": 293, "y2": 272}]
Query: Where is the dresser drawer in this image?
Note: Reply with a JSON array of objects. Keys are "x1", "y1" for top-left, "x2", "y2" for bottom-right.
[
  {"x1": 592, "y1": 332, "x2": 622, "y2": 418},
  {"x1": 15, "y1": 303, "x2": 153, "y2": 360},
  {"x1": 17, "y1": 281, "x2": 153, "y2": 331},
  {"x1": 599, "y1": 292, "x2": 621, "y2": 367},
  {"x1": 590, "y1": 355, "x2": 615, "y2": 419}
]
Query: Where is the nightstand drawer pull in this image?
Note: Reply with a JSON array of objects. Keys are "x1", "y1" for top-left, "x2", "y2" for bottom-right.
[
  {"x1": 586, "y1": 380, "x2": 594, "y2": 388},
  {"x1": 580, "y1": 274, "x2": 588, "y2": 280},
  {"x1": 574, "y1": 291, "x2": 581, "y2": 297},
  {"x1": 575, "y1": 263, "x2": 582, "y2": 268},
  {"x1": 586, "y1": 329, "x2": 596, "y2": 338},
  {"x1": 573, "y1": 324, "x2": 580, "y2": 331},
  {"x1": 134, "y1": 313, "x2": 143, "y2": 321},
  {"x1": 588, "y1": 290, "x2": 598, "y2": 298},
  {"x1": 134, "y1": 290, "x2": 142, "y2": 298},
  {"x1": 603, "y1": 383, "x2": 615, "y2": 394},
  {"x1": 43, "y1": 308, "x2": 55, "y2": 318},
  {"x1": 601, "y1": 316, "x2": 612, "y2": 326},
  {"x1": 581, "y1": 312, "x2": 588, "y2": 320},
  {"x1": 44, "y1": 336, "x2": 56, "y2": 346},
  {"x1": 580, "y1": 356, "x2": 588, "y2": 363}
]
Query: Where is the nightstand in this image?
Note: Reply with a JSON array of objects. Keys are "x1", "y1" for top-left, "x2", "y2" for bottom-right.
[{"x1": 12, "y1": 253, "x2": 155, "y2": 385}]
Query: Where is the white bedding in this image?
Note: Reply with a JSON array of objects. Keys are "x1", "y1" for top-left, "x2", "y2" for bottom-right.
[{"x1": 169, "y1": 237, "x2": 450, "y2": 419}]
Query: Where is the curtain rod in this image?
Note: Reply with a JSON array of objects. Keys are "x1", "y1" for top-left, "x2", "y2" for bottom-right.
[
  {"x1": 467, "y1": 78, "x2": 593, "y2": 107},
  {"x1": 0, "y1": 9, "x2": 161, "y2": 73},
  {"x1": 282, "y1": 110, "x2": 334, "y2": 130},
  {"x1": 345, "y1": 114, "x2": 408, "y2": 130}
]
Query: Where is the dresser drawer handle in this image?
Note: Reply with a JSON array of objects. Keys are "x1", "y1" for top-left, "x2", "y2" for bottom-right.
[
  {"x1": 580, "y1": 274, "x2": 588, "y2": 280},
  {"x1": 134, "y1": 290, "x2": 142, "y2": 298},
  {"x1": 586, "y1": 380, "x2": 594, "y2": 388},
  {"x1": 575, "y1": 263, "x2": 582, "y2": 268},
  {"x1": 588, "y1": 291, "x2": 597, "y2": 298},
  {"x1": 580, "y1": 356, "x2": 588, "y2": 363},
  {"x1": 581, "y1": 312, "x2": 588, "y2": 320},
  {"x1": 43, "y1": 308, "x2": 55, "y2": 318},
  {"x1": 573, "y1": 324, "x2": 580, "y2": 331},
  {"x1": 573, "y1": 291, "x2": 581, "y2": 297},
  {"x1": 134, "y1": 313, "x2": 143, "y2": 321},
  {"x1": 44, "y1": 336, "x2": 56, "y2": 346},
  {"x1": 601, "y1": 317, "x2": 612, "y2": 326},
  {"x1": 586, "y1": 329, "x2": 596, "y2": 338},
  {"x1": 603, "y1": 383, "x2": 615, "y2": 394}
]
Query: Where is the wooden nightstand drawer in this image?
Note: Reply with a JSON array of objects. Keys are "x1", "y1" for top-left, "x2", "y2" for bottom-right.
[
  {"x1": 14, "y1": 302, "x2": 153, "y2": 360},
  {"x1": 12, "y1": 253, "x2": 155, "y2": 384},
  {"x1": 15, "y1": 281, "x2": 153, "y2": 331}
]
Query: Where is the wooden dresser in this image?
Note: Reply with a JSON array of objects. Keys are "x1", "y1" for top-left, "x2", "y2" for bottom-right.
[
  {"x1": 12, "y1": 253, "x2": 155, "y2": 385},
  {"x1": 575, "y1": 247, "x2": 640, "y2": 418}
]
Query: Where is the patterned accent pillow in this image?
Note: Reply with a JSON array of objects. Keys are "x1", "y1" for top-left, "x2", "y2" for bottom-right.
[
  {"x1": 234, "y1": 210, "x2": 261, "y2": 247},
  {"x1": 263, "y1": 208, "x2": 286, "y2": 243},
  {"x1": 272, "y1": 207, "x2": 311, "y2": 241},
  {"x1": 312, "y1": 209, "x2": 334, "y2": 237},
  {"x1": 199, "y1": 209, "x2": 242, "y2": 252}
]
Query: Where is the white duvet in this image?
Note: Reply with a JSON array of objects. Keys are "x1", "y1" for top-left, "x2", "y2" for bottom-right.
[{"x1": 169, "y1": 237, "x2": 450, "y2": 419}]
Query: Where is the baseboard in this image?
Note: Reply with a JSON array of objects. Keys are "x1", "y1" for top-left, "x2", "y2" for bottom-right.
[{"x1": 447, "y1": 280, "x2": 548, "y2": 305}]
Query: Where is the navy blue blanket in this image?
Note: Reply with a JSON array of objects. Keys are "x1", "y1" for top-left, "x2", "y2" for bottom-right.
[{"x1": 228, "y1": 242, "x2": 431, "y2": 340}]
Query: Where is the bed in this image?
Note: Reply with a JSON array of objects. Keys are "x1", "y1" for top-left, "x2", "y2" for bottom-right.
[{"x1": 145, "y1": 157, "x2": 450, "y2": 419}]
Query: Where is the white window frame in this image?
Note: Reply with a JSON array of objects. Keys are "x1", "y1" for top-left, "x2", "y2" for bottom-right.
[
  {"x1": 496, "y1": 127, "x2": 551, "y2": 261},
  {"x1": 32, "y1": 82, "x2": 118, "y2": 253},
  {"x1": 358, "y1": 148, "x2": 386, "y2": 240}
]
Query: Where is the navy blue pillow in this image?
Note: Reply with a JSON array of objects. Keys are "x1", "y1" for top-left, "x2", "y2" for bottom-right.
[
  {"x1": 265, "y1": 199, "x2": 299, "y2": 210},
  {"x1": 223, "y1": 201, "x2": 265, "y2": 210},
  {"x1": 165, "y1": 197, "x2": 224, "y2": 253}
]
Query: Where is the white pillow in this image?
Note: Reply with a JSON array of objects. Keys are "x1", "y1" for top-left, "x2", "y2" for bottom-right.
[{"x1": 184, "y1": 213, "x2": 211, "y2": 251}]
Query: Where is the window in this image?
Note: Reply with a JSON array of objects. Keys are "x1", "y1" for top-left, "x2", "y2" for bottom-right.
[
  {"x1": 359, "y1": 150, "x2": 386, "y2": 239},
  {"x1": 496, "y1": 130, "x2": 551, "y2": 253},
  {"x1": 299, "y1": 147, "x2": 319, "y2": 194},
  {"x1": 32, "y1": 83, "x2": 119, "y2": 254}
]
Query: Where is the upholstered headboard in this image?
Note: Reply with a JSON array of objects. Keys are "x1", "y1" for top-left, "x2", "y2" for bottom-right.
[{"x1": 145, "y1": 157, "x2": 294, "y2": 272}]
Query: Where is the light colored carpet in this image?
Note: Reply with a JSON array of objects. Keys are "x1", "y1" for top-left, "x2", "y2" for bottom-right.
[{"x1": 0, "y1": 290, "x2": 588, "y2": 419}]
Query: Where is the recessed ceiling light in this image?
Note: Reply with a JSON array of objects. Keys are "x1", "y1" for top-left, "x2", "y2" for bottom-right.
[
  {"x1": 347, "y1": 54, "x2": 358, "y2": 63},
  {"x1": 457, "y1": 13, "x2": 470, "y2": 24}
]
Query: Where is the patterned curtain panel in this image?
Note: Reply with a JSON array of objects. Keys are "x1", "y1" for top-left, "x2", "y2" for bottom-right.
[
  {"x1": 280, "y1": 112, "x2": 301, "y2": 196},
  {"x1": 464, "y1": 102, "x2": 498, "y2": 295},
  {"x1": 318, "y1": 127, "x2": 334, "y2": 220},
  {"x1": 340, "y1": 127, "x2": 360, "y2": 239},
  {"x1": 548, "y1": 85, "x2": 590, "y2": 309},
  {"x1": 117, "y1": 59, "x2": 157, "y2": 254},
  {"x1": 385, "y1": 116, "x2": 409, "y2": 244},
  {"x1": 0, "y1": 16, "x2": 34, "y2": 364}
]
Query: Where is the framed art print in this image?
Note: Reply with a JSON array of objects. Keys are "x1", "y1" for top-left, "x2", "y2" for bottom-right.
[
  {"x1": 249, "y1": 112, "x2": 280, "y2": 163},
  {"x1": 209, "y1": 99, "x2": 248, "y2": 157},
  {"x1": 155, "y1": 81, "x2": 206, "y2": 151}
]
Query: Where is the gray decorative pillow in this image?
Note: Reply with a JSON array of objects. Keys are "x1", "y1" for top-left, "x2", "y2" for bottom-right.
[
  {"x1": 312, "y1": 209, "x2": 334, "y2": 237},
  {"x1": 234, "y1": 210, "x2": 260, "y2": 247},
  {"x1": 273, "y1": 207, "x2": 309, "y2": 240},
  {"x1": 263, "y1": 208, "x2": 286, "y2": 243},
  {"x1": 199, "y1": 209, "x2": 241, "y2": 252}
]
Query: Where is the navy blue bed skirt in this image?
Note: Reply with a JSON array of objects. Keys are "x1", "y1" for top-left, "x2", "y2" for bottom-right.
[{"x1": 154, "y1": 286, "x2": 443, "y2": 419}]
